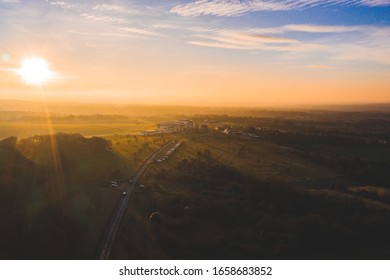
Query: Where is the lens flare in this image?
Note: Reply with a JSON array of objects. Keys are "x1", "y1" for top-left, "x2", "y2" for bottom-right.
[
  {"x1": 1, "y1": 52, "x2": 11, "y2": 62},
  {"x1": 17, "y1": 57, "x2": 54, "y2": 85}
]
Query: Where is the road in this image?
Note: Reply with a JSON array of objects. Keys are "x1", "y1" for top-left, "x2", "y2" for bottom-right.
[{"x1": 97, "y1": 140, "x2": 177, "y2": 260}]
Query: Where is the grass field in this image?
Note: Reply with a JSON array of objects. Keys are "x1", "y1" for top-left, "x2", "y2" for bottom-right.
[
  {"x1": 0, "y1": 121, "x2": 156, "y2": 139},
  {"x1": 107, "y1": 124, "x2": 390, "y2": 259},
  {"x1": 313, "y1": 143, "x2": 390, "y2": 164},
  {"x1": 111, "y1": 132, "x2": 361, "y2": 259},
  {"x1": 104, "y1": 134, "x2": 175, "y2": 173},
  {"x1": 155, "y1": 133, "x2": 347, "y2": 187}
]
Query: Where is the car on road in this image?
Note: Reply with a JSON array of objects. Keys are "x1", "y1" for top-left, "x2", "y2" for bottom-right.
[
  {"x1": 111, "y1": 181, "x2": 118, "y2": 187},
  {"x1": 139, "y1": 185, "x2": 145, "y2": 189},
  {"x1": 129, "y1": 179, "x2": 133, "y2": 183},
  {"x1": 122, "y1": 191, "x2": 126, "y2": 195}
]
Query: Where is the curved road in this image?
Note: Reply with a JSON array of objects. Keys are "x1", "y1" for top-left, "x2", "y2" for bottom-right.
[{"x1": 97, "y1": 140, "x2": 176, "y2": 259}]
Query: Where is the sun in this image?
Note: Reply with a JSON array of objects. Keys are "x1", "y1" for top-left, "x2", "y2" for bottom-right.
[{"x1": 17, "y1": 57, "x2": 54, "y2": 85}]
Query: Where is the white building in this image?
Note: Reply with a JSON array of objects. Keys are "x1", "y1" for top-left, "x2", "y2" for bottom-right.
[
  {"x1": 178, "y1": 119, "x2": 194, "y2": 130},
  {"x1": 157, "y1": 122, "x2": 183, "y2": 133},
  {"x1": 141, "y1": 119, "x2": 194, "y2": 135}
]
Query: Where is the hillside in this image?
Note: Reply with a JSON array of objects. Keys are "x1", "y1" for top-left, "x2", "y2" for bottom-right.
[
  {"x1": 112, "y1": 133, "x2": 390, "y2": 259},
  {"x1": 0, "y1": 133, "x2": 142, "y2": 259}
]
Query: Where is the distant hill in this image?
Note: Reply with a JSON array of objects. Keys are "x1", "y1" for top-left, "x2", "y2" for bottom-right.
[{"x1": 2, "y1": 99, "x2": 389, "y2": 117}]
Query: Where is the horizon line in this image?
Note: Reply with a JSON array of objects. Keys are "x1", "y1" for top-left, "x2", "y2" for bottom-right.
[{"x1": 1, "y1": 98, "x2": 390, "y2": 110}]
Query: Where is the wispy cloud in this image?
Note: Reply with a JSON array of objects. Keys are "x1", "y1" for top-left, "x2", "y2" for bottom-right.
[
  {"x1": 330, "y1": 40, "x2": 390, "y2": 65},
  {"x1": 97, "y1": 32, "x2": 130, "y2": 38},
  {"x1": 93, "y1": 4, "x2": 125, "y2": 12},
  {"x1": 0, "y1": 0, "x2": 20, "y2": 3},
  {"x1": 187, "y1": 28, "x2": 302, "y2": 50},
  {"x1": 361, "y1": 0, "x2": 390, "y2": 6},
  {"x1": 80, "y1": 13, "x2": 128, "y2": 24},
  {"x1": 189, "y1": 39, "x2": 320, "y2": 52},
  {"x1": 171, "y1": 0, "x2": 390, "y2": 17},
  {"x1": 49, "y1": 3, "x2": 157, "y2": 38},
  {"x1": 284, "y1": 24, "x2": 361, "y2": 33},
  {"x1": 307, "y1": 64, "x2": 334, "y2": 69},
  {"x1": 292, "y1": 25, "x2": 390, "y2": 64},
  {"x1": 50, "y1": 1, "x2": 76, "y2": 9},
  {"x1": 50, "y1": 2, "x2": 139, "y2": 15},
  {"x1": 152, "y1": 23, "x2": 176, "y2": 29},
  {"x1": 189, "y1": 40, "x2": 249, "y2": 49},
  {"x1": 186, "y1": 23, "x2": 390, "y2": 65},
  {"x1": 93, "y1": 4, "x2": 138, "y2": 14},
  {"x1": 171, "y1": 0, "x2": 291, "y2": 16},
  {"x1": 253, "y1": 23, "x2": 389, "y2": 35},
  {"x1": 68, "y1": 30, "x2": 131, "y2": 38},
  {"x1": 244, "y1": 24, "x2": 363, "y2": 35},
  {"x1": 188, "y1": 26, "x2": 222, "y2": 33},
  {"x1": 118, "y1": 27, "x2": 159, "y2": 36}
]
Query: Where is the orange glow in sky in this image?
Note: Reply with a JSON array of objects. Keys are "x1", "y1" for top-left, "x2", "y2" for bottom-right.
[{"x1": 0, "y1": 1, "x2": 389, "y2": 106}]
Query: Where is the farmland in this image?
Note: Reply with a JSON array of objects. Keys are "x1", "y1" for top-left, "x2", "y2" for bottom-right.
[
  {"x1": 1, "y1": 102, "x2": 390, "y2": 259},
  {"x1": 111, "y1": 111, "x2": 390, "y2": 259}
]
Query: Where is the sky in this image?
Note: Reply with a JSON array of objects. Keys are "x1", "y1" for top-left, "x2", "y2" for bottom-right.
[{"x1": 0, "y1": 0, "x2": 389, "y2": 106}]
